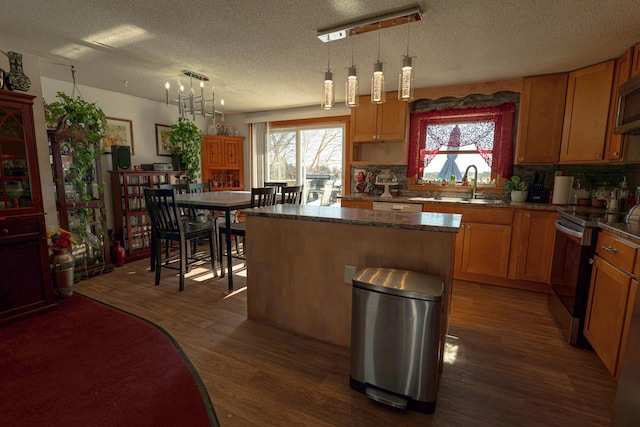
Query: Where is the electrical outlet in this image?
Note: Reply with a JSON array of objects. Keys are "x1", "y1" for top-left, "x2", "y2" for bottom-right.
[{"x1": 344, "y1": 265, "x2": 357, "y2": 284}]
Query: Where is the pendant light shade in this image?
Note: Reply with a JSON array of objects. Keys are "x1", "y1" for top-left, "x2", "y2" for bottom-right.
[
  {"x1": 371, "y1": 60, "x2": 386, "y2": 104},
  {"x1": 321, "y1": 41, "x2": 334, "y2": 110},
  {"x1": 322, "y1": 70, "x2": 334, "y2": 110},
  {"x1": 398, "y1": 55, "x2": 414, "y2": 101},
  {"x1": 345, "y1": 65, "x2": 359, "y2": 107}
]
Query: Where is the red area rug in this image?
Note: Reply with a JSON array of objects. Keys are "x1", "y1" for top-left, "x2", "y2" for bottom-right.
[{"x1": 0, "y1": 294, "x2": 218, "y2": 427}]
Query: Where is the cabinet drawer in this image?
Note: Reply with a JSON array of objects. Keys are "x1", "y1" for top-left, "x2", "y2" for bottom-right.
[
  {"x1": 597, "y1": 232, "x2": 637, "y2": 274},
  {"x1": 424, "y1": 205, "x2": 513, "y2": 225},
  {"x1": 0, "y1": 216, "x2": 42, "y2": 241}
]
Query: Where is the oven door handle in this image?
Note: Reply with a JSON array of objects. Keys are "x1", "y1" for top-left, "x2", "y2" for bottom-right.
[{"x1": 555, "y1": 219, "x2": 584, "y2": 240}]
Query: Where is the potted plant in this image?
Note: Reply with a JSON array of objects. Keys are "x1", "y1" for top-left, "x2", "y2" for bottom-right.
[
  {"x1": 45, "y1": 92, "x2": 107, "y2": 277},
  {"x1": 591, "y1": 187, "x2": 609, "y2": 208},
  {"x1": 504, "y1": 176, "x2": 528, "y2": 202},
  {"x1": 168, "y1": 117, "x2": 204, "y2": 183}
]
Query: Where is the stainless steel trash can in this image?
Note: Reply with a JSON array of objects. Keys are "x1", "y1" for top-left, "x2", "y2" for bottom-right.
[{"x1": 350, "y1": 267, "x2": 444, "y2": 414}]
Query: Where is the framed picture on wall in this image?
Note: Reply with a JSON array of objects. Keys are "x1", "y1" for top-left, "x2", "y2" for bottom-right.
[
  {"x1": 155, "y1": 123, "x2": 173, "y2": 156},
  {"x1": 102, "y1": 117, "x2": 134, "y2": 155}
]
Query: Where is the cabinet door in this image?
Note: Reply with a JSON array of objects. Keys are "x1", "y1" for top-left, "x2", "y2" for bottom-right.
[
  {"x1": 631, "y1": 43, "x2": 640, "y2": 78},
  {"x1": 514, "y1": 210, "x2": 556, "y2": 283},
  {"x1": 203, "y1": 137, "x2": 224, "y2": 167},
  {"x1": 0, "y1": 94, "x2": 42, "y2": 214},
  {"x1": 604, "y1": 48, "x2": 632, "y2": 161},
  {"x1": 378, "y1": 95, "x2": 408, "y2": 141},
  {"x1": 584, "y1": 256, "x2": 632, "y2": 376},
  {"x1": 224, "y1": 138, "x2": 241, "y2": 168},
  {"x1": 461, "y1": 223, "x2": 511, "y2": 278},
  {"x1": 515, "y1": 73, "x2": 567, "y2": 164},
  {"x1": 560, "y1": 60, "x2": 615, "y2": 163},
  {"x1": 352, "y1": 96, "x2": 378, "y2": 142}
]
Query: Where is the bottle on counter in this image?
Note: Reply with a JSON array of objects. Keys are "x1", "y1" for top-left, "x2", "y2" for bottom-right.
[{"x1": 619, "y1": 177, "x2": 629, "y2": 212}]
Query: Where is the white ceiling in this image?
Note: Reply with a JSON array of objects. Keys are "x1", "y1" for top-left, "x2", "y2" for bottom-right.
[{"x1": 2, "y1": 0, "x2": 640, "y2": 115}]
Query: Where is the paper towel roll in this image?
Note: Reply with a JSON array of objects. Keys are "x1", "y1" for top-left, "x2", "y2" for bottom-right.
[{"x1": 552, "y1": 176, "x2": 574, "y2": 205}]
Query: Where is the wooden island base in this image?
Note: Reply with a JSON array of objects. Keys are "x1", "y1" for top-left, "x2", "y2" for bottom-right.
[{"x1": 245, "y1": 205, "x2": 460, "y2": 347}]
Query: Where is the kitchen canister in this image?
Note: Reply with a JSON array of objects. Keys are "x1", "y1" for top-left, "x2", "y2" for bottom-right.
[{"x1": 552, "y1": 176, "x2": 574, "y2": 205}]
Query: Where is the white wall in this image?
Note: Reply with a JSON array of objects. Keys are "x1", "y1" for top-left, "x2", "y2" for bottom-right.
[{"x1": 40, "y1": 77, "x2": 254, "y2": 231}]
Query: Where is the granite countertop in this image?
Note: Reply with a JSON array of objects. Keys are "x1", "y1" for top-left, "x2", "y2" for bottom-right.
[
  {"x1": 243, "y1": 204, "x2": 462, "y2": 233},
  {"x1": 599, "y1": 221, "x2": 640, "y2": 245},
  {"x1": 340, "y1": 194, "x2": 560, "y2": 211}
]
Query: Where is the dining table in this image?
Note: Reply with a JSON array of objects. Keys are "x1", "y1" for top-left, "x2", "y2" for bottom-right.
[{"x1": 175, "y1": 190, "x2": 252, "y2": 293}]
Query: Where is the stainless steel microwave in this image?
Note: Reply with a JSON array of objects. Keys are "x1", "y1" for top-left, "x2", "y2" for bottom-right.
[{"x1": 615, "y1": 74, "x2": 640, "y2": 135}]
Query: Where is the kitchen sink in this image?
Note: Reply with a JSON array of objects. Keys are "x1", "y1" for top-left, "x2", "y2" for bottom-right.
[{"x1": 409, "y1": 196, "x2": 506, "y2": 205}]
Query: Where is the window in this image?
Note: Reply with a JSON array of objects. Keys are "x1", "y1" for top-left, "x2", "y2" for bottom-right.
[
  {"x1": 408, "y1": 103, "x2": 516, "y2": 185},
  {"x1": 266, "y1": 119, "x2": 346, "y2": 205}
]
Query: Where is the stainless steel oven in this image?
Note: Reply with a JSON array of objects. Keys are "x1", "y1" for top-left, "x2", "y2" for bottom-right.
[{"x1": 548, "y1": 209, "x2": 601, "y2": 347}]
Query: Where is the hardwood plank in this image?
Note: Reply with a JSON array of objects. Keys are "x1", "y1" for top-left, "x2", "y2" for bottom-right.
[{"x1": 73, "y1": 259, "x2": 617, "y2": 426}]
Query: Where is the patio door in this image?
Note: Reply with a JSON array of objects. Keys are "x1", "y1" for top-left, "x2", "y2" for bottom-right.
[{"x1": 266, "y1": 124, "x2": 344, "y2": 205}]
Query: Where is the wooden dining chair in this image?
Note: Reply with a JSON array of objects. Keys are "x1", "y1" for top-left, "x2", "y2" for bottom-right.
[
  {"x1": 281, "y1": 184, "x2": 304, "y2": 204},
  {"x1": 218, "y1": 186, "x2": 276, "y2": 277},
  {"x1": 144, "y1": 188, "x2": 216, "y2": 291}
]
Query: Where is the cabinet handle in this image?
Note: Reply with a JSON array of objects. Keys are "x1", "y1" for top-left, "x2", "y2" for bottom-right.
[
  {"x1": 613, "y1": 151, "x2": 619, "y2": 156},
  {"x1": 600, "y1": 245, "x2": 618, "y2": 253},
  {"x1": 595, "y1": 153, "x2": 602, "y2": 159},
  {"x1": 518, "y1": 157, "x2": 523, "y2": 161},
  {"x1": 525, "y1": 213, "x2": 531, "y2": 218},
  {"x1": 1, "y1": 228, "x2": 8, "y2": 234}
]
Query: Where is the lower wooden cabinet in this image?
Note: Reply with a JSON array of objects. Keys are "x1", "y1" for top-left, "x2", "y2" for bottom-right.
[
  {"x1": 511, "y1": 210, "x2": 557, "y2": 282},
  {"x1": 424, "y1": 204, "x2": 514, "y2": 279},
  {"x1": 585, "y1": 255, "x2": 634, "y2": 377},
  {"x1": 584, "y1": 230, "x2": 639, "y2": 378},
  {"x1": 459, "y1": 222, "x2": 512, "y2": 277}
]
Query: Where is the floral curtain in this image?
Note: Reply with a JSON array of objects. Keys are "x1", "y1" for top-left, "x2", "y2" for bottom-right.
[{"x1": 407, "y1": 103, "x2": 516, "y2": 179}]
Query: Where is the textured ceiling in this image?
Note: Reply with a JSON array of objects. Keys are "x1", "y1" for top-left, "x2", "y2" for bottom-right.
[{"x1": 2, "y1": 0, "x2": 640, "y2": 115}]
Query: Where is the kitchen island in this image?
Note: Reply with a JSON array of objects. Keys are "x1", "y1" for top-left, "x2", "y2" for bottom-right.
[{"x1": 243, "y1": 205, "x2": 461, "y2": 347}]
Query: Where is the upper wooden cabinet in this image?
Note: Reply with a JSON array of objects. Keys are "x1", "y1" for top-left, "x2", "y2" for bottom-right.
[
  {"x1": 352, "y1": 93, "x2": 408, "y2": 142},
  {"x1": 515, "y1": 73, "x2": 568, "y2": 164},
  {"x1": 350, "y1": 93, "x2": 408, "y2": 165},
  {"x1": 604, "y1": 48, "x2": 633, "y2": 161},
  {"x1": 559, "y1": 60, "x2": 615, "y2": 163},
  {"x1": 201, "y1": 135, "x2": 244, "y2": 190},
  {"x1": 631, "y1": 42, "x2": 640, "y2": 78}
]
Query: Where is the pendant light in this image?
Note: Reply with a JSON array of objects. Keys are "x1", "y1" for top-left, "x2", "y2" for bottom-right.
[
  {"x1": 399, "y1": 17, "x2": 414, "y2": 101},
  {"x1": 321, "y1": 40, "x2": 334, "y2": 110},
  {"x1": 345, "y1": 37, "x2": 359, "y2": 107},
  {"x1": 371, "y1": 25, "x2": 386, "y2": 104}
]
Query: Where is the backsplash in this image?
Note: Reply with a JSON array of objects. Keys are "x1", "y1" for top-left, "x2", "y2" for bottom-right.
[
  {"x1": 514, "y1": 164, "x2": 640, "y2": 193},
  {"x1": 350, "y1": 165, "x2": 408, "y2": 196}
]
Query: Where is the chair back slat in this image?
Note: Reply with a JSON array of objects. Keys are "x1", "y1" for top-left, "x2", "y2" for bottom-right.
[
  {"x1": 145, "y1": 188, "x2": 183, "y2": 234},
  {"x1": 251, "y1": 187, "x2": 276, "y2": 208},
  {"x1": 281, "y1": 185, "x2": 303, "y2": 204}
]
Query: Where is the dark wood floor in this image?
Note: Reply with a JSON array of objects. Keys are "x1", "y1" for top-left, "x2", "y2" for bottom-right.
[{"x1": 74, "y1": 258, "x2": 617, "y2": 426}]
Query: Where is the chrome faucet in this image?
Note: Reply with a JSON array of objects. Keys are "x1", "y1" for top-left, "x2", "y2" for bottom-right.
[{"x1": 462, "y1": 165, "x2": 478, "y2": 199}]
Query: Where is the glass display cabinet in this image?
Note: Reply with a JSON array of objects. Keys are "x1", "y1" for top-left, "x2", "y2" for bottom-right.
[
  {"x1": 0, "y1": 91, "x2": 56, "y2": 324},
  {"x1": 48, "y1": 128, "x2": 113, "y2": 278}
]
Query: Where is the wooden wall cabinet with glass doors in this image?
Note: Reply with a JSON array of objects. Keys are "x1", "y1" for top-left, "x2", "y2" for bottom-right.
[
  {"x1": 201, "y1": 135, "x2": 244, "y2": 190},
  {"x1": 48, "y1": 129, "x2": 113, "y2": 278},
  {"x1": 0, "y1": 92, "x2": 56, "y2": 324},
  {"x1": 110, "y1": 170, "x2": 185, "y2": 262}
]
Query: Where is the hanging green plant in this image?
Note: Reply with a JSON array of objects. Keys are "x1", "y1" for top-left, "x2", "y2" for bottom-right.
[
  {"x1": 168, "y1": 117, "x2": 204, "y2": 183},
  {"x1": 45, "y1": 91, "x2": 108, "y2": 278}
]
